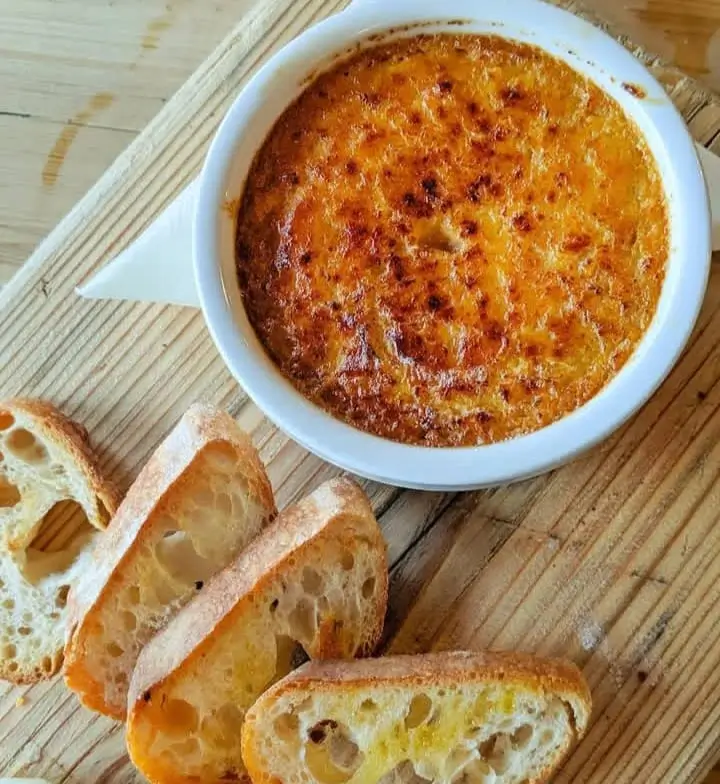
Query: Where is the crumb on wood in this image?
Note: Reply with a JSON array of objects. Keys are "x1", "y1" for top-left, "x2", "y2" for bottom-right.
[{"x1": 15, "y1": 695, "x2": 26, "y2": 707}]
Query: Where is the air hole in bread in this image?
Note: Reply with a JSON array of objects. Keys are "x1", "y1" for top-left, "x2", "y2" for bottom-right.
[
  {"x1": 340, "y1": 551, "x2": 354, "y2": 571},
  {"x1": 478, "y1": 734, "x2": 498, "y2": 759},
  {"x1": 274, "y1": 711, "x2": 300, "y2": 741},
  {"x1": 56, "y1": 584, "x2": 70, "y2": 608},
  {"x1": 302, "y1": 566, "x2": 324, "y2": 596},
  {"x1": 512, "y1": 724, "x2": 534, "y2": 749},
  {"x1": 288, "y1": 599, "x2": 317, "y2": 642},
  {"x1": 154, "y1": 529, "x2": 217, "y2": 587},
  {"x1": 152, "y1": 578, "x2": 182, "y2": 606},
  {"x1": 127, "y1": 585, "x2": 141, "y2": 605},
  {"x1": 378, "y1": 760, "x2": 431, "y2": 784},
  {"x1": 306, "y1": 720, "x2": 362, "y2": 784},
  {"x1": 276, "y1": 634, "x2": 309, "y2": 677},
  {"x1": 448, "y1": 746, "x2": 475, "y2": 773},
  {"x1": 405, "y1": 693, "x2": 433, "y2": 729},
  {"x1": 7, "y1": 661, "x2": 18, "y2": 673},
  {"x1": 150, "y1": 697, "x2": 199, "y2": 737},
  {"x1": 50, "y1": 611, "x2": 60, "y2": 620},
  {"x1": 18, "y1": 626, "x2": 31, "y2": 636},
  {"x1": 0, "y1": 411, "x2": 15, "y2": 430},
  {"x1": 2, "y1": 598, "x2": 14, "y2": 610},
  {"x1": 120, "y1": 610, "x2": 137, "y2": 631},
  {"x1": 359, "y1": 698, "x2": 378, "y2": 713},
  {"x1": 34, "y1": 501, "x2": 91, "y2": 554},
  {"x1": 22, "y1": 501, "x2": 95, "y2": 584},
  {"x1": 106, "y1": 642, "x2": 124, "y2": 658},
  {"x1": 41, "y1": 655, "x2": 52, "y2": 672},
  {"x1": 362, "y1": 576, "x2": 376, "y2": 599},
  {"x1": 481, "y1": 734, "x2": 514, "y2": 774},
  {"x1": 451, "y1": 758, "x2": 493, "y2": 784},
  {"x1": 2, "y1": 643, "x2": 17, "y2": 658},
  {"x1": 0, "y1": 473, "x2": 20, "y2": 507},
  {"x1": 6, "y1": 428, "x2": 48, "y2": 464},
  {"x1": 201, "y1": 703, "x2": 243, "y2": 749}
]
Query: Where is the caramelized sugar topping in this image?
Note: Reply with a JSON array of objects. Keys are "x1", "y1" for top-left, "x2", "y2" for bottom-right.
[{"x1": 236, "y1": 34, "x2": 668, "y2": 446}]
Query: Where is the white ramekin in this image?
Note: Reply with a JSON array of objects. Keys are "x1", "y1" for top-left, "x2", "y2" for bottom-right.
[{"x1": 193, "y1": 0, "x2": 711, "y2": 490}]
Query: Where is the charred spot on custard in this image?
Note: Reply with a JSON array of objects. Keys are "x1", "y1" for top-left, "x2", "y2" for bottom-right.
[{"x1": 512, "y1": 213, "x2": 532, "y2": 233}]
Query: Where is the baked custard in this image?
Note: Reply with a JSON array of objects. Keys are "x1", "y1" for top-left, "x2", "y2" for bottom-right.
[{"x1": 236, "y1": 34, "x2": 668, "y2": 447}]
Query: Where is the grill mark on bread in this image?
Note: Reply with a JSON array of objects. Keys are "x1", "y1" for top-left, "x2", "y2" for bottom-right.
[{"x1": 236, "y1": 33, "x2": 668, "y2": 447}]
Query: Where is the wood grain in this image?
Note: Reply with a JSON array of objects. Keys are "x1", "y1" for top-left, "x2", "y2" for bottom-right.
[
  {"x1": 1, "y1": 0, "x2": 720, "y2": 782},
  {"x1": 3, "y1": 0, "x2": 720, "y2": 285}
]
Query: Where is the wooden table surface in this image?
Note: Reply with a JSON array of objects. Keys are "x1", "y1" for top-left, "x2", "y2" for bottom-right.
[
  {"x1": 1, "y1": 0, "x2": 720, "y2": 782},
  {"x1": 1, "y1": 0, "x2": 720, "y2": 287}
]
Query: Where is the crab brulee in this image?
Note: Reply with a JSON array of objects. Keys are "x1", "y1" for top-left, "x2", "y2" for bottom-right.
[{"x1": 235, "y1": 33, "x2": 668, "y2": 447}]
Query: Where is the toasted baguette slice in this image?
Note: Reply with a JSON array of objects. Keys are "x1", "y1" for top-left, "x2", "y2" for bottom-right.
[
  {"x1": 0, "y1": 399, "x2": 120, "y2": 683},
  {"x1": 64, "y1": 403, "x2": 276, "y2": 719},
  {"x1": 243, "y1": 651, "x2": 591, "y2": 784},
  {"x1": 127, "y1": 477, "x2": 388, "y2": 784}
]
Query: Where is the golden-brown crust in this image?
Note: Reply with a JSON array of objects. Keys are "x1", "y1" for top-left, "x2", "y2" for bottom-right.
[
  {"x1": 250, "y1": 650, "x2": 590, "y2": 721},
  {"x1": 0, "y1": 398, "x2": 121, "y2": 684},
  {"x1": 237, "y1": 34, "x2": 668, "y2": 447},
  {"x1": 63, "y1": 403, "x2": 276, "y2": 717},
  {"x1": 128, "y1": 477, "x2": 386, "y2": 707},
  {"x1": 242, "y1": 651, "x2": 591, "y2": 784}
]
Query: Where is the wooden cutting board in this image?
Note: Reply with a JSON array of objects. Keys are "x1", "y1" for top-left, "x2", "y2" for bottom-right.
[{"x1": 1, "y1": 1, "x2": 720, "y2": 781}]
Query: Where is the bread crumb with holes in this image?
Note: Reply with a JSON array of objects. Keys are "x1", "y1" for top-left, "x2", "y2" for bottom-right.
[
  {"x1": 242, "y1": 651, "x2": 591, "y2": 784},
  {"x1": 0, "y1": 398, "x2": 120, "y2": 684},
  {"x1": 126, "y1": 477, "x2": 388, "y2": 784},
  {"x1": 63, "y1": 404, "x2": 277, "y2": 719}
]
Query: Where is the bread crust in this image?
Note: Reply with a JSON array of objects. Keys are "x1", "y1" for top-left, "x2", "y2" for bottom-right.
[
  {"x1": 242, "y1": 651, "x2": 591, "y2": 784},
  {"x1": 0, "y1": 398, "x2": 120, "y2": 683},
  {"x1": 63, "y1": 403, "x2": 276, "y2": 716}
]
